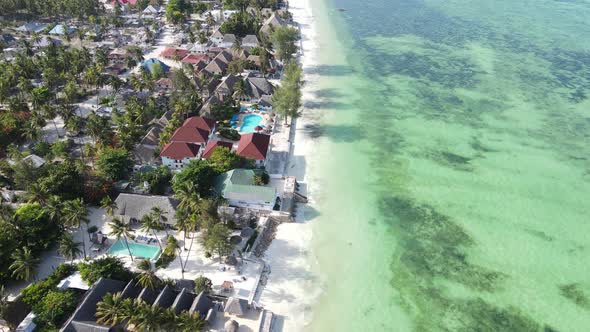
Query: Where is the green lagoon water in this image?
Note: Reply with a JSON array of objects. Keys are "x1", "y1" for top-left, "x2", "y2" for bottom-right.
[{"x1": 303, "y1": 0, "x2": 590, "y2": 331}]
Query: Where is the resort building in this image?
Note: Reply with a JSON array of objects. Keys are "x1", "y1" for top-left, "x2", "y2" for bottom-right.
[
  {"x1": 169, "y1": 126, "x2": 210, "y2": 145},
  {"x1": 160, "y1": 141, "x2": 201, "y2": 169},
  {"x1": 241, "y1": 35, "x2": 259, "y2": 48},
  {"x1": 201, "y1": 140, "x2": 234, "y2": 159},
  {"x1": 182, "y1": 116, "x2": 216, "y2": 133},
  {"x1": 219, "y1": 34, "x2": 237, "y2": 48},
  {"x1": 181, "y1": 53, "x2": 210, "y2": 65},
  {"x1": 61, "y1": 278, "x2": 216, "y2": 332},
  {"x1": 237, "y1": 133, "x2": 271, "y2": 167},
  {"x1": 114, "y1": 193, "x2": 178, "y2": 226},
  {"x1": 260, "y1": 13, "x2": 288, "y2": 35},
  {"x1": 160, "y1": 47, "x2": 189, "y2": 60},
  {"x1": 214, "y1": 169, "x2": 277, "y2": 210},
  {"x1": 15, "y1": 22, "x2": 48, "y2": 34},
  {"x1": 141, "y1": 58, "x2": 171, "y2": 75}
]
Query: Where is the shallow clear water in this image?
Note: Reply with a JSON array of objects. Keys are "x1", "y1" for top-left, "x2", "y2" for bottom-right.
[
  {"x1": 108, "y1": 240, "x2": 161, "y2": 260},
  {"x1": 304, "y1": 0, "x2": 590, "y2": 331}
]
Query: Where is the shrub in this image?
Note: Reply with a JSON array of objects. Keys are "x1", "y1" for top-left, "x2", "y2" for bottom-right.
[
  {"x1": 218, "y1": 128, "x2": 241, "y2": 141},
  {"x1": 32, "y1": 141, "x2": 52, "y2": 158},
  {"x1": 21, "y1": 263, "x2": 75, "y2": 307},
  {"x1": 194, "y1": 276, "x2": 212, "y2": 294},
  {"x1": 78, "y1": 256, "x2": 133, "y2": 284},
  {"x1": 253, "y1": 171, "x2": 269, "y2": 185},
  {"x1": 207, "y1": 147, "x2": 243, "y2": 173},
  {"x1": 32, "y1": 290, "x2": 78, "y2": 329}
]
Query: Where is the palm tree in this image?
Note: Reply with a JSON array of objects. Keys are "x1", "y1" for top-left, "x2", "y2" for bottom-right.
[
  {"x1": 136, "y1": 259, "x2": 160, "y2": 290},
  {"x1": 46, "y1": 195, "x2": 62, "y2": 224},
  {"x1": 150, "y1": 207, "x2": 168, "y2": 237},
  {"x1": 63, "y1": 198, "x2": 90, "y2": 259},
  {"x1": 175, "y1": 311, "x2": 206, "y2": 332},
  {"x1": 22, "y1": 121, "x2": 40, "y2": 142},
  {"x1": 96, "y1": 292, "x2": 126, "y2": 326},
  {"x1": 26, "y1": 182, "x2": 50, "y2": 204},
  {"x1": 175, "y1": 182, "x2": 201, "y2": 215},
  {"x1": 100, "y1": 196, "x2": 117, "y2": 217},
  {"x1": 140, "y1": 214, "x2": 163, "y2": 250},
  {"x1": 58, "y1": 234, "x2": 82, "y2": 264},
  {"x1": 135, "y1": 303, "x2": 164, "y2": 331},
  {"x1": 109, "y1": 217, "x2": 135, "y2": 261},
  {"x1": 9, "y1": 248, "x2": 39, "y2": 281},
  {"x1": 182, "y1": 214, "x2": 200, "y2": 272}
]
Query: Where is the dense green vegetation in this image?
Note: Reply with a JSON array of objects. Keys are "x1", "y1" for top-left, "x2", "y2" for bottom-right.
[
  {"x1": 194, "y1": 275, "x2": 212, "y2": 294},
  {"x1": 271, "y1": 26, "x2": 299, "y2": 62},
  {"x1": 20, "y1": 264, "x2": 78, "y2": 329},
  {"x1": 220, "y1": 11, "x2": 258, "y2": 36},
  {"x1": 133, "y1": 166, "x2": 172, "y2": 195},
  {"x1": 0, "y1": 203, "x2": 61, "y2": 282},
  {"x1": 96, "y1": 147, "x2": 133, "y2": 181},
  {"x1": 0, "y1": 0, "x2": 102, "y2": 18},
  {"x1": 96, "y1": 292, "x2": 206, "y2": 330},
  {"x1": 172, "y1": 160, "x2": 217, "y2": 197},
  {"x1": 78, "y1": 256, "x2": 134, "y2": 284},
  {"x1": 273, "y1": 61, "x2": 302, "y2": 124}
]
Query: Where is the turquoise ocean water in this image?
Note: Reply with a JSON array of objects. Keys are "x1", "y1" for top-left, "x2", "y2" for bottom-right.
[{"x1": 303, "y1": 0, "x2": 590, "y2": 331}]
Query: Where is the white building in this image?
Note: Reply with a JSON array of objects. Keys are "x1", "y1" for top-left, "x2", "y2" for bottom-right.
[{"x1": 160, "y1": 141, "x2": 201, "y2": 170}]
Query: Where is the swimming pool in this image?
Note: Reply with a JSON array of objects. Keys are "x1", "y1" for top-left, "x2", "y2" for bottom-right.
[
  {"x1": 240, "y1": 114, "x2": 264, "y2": 133},
  {"x1": 108, "y1": 240, "x2": 161, "y2": 260}
]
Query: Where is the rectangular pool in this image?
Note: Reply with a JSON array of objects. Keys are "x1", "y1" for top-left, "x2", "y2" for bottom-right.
[{"x1": 108, "y1": 240, "x2": 161, "y2": 260}]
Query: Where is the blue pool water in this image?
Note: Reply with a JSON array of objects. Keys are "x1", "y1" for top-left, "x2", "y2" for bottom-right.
[
  {"x1": 240, "y1": 114, "x2": 264, "y2": 133},
  {"x1": 108, "y1": 239, "x2": 161, "y2": 260}
]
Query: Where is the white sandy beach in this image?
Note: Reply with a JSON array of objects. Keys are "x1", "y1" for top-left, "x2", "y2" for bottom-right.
[{"x1": 256, "y1": 0, "x2": 324, "y2": 330}]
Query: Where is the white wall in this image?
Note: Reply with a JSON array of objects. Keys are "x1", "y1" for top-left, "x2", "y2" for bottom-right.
[{"x1": 162, "y1": 156, "x2": 198, "y2": 170}]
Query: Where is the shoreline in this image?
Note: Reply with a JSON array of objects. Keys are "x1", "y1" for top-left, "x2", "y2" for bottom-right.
[{"x1": 257, "y1": 0, "x2": 323, "y2": 329}]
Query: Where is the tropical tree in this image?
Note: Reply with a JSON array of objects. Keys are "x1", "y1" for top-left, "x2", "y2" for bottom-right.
[
  {"x1": 140, "y1": 214, "x2": 163, "y2": 250},
  {"x1": 194, "y1": 275, "x2": 212, "y2": 294},
  {"x1": 62, "y1": 198, "x2": 90, "y2": 259},
  {"x1": 9, "y1": 248, "x2": 40, "y2": 281},
  {"x1": 150, "y1": 206, "x2": 168, "y2": 236},
  {"x1": 271, "y1": 26, "x2": 299, "y2": 63},
  {"x1": 175, "y1": 311, "x2": 206, "y2": 332},
  {"x1": 109, "y1": 217, "x2": 135, "y2": 261},
  {"x1": 58, "y1": 234, "x2": 82, "y2": 264},
  {"x1": 200, "y1": 223, "x2": 232, "y2": 261},
  {"x1": 174, "y1": 181, "x2": 201, "y2": 216},
  {"x1": 136, "y1": 259, "x2": 160, "y2": 290},
  {"x1": 96, "y1": 292, "x2": 126, "y2": 326},
  {"x1": 26, "y1": 182, "x2": 50, "y2": 204},
  {"x1": 100, "y1": 196, "x2": 117, "y2": 217}
]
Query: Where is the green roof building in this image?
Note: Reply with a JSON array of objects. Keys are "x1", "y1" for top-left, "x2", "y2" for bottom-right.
[{"x1": 214, "y1": 169, "x2": 277, "y2": 210}]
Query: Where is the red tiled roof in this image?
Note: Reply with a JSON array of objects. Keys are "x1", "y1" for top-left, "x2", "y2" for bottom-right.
[
  {"x1": 160, "y1": 48, "x2": 189, "y2": 59},
  {"x1": 170, "y1": 126, "x2": 210, "y2": 144},
  {"x1": 181, "y1": 53, "x2": 210, "y2": 64},
  {"x1": 236, "y1": 133, "x2": 270, "y2": 160},
  {"x1": 201, "y1": 140, "x2": 233, "y2": 159},
  {"x1": 182, "y1": 116, "x2": 216, "y2": 132},
  {"x1": 160, "y1": 142, "x2": 201, "y2": 159}
]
